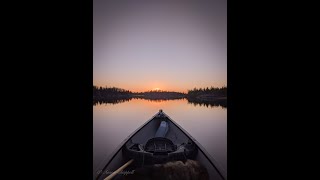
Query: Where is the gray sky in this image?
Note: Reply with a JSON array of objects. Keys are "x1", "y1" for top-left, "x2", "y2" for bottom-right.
[{"x1": 93, "y1": 0, "x2": 227, "y2": 92}]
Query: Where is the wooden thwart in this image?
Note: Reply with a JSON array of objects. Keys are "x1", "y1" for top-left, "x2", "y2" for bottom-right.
[{"x1": 104, "y1": 159, "x2": 134, "y2": 180}]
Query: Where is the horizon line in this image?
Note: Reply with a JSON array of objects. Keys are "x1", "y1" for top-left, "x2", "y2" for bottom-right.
[{"x1": 93, "y1": 85, "x2": 227, "y2": 93}]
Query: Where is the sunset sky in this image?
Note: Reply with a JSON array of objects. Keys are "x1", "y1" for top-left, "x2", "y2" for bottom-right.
[{"x1": 93, "y1": 0, "x2": 227, "y2": 93}]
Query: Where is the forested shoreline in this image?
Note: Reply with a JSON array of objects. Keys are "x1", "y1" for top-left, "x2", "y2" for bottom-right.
[{"x1": 93, "y1": 86, "x2": 227, "y2": 108}]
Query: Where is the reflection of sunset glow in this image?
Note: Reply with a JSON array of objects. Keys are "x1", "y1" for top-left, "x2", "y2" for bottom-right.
[
  {"x1": 94, "y1": 98, "x2": 187, "y2": 113},
  {"x1": 93, "y1": 98, "x2": 227, "y2": 172}
]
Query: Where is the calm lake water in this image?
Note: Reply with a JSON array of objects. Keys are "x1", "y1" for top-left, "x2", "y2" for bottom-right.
[{"x1": 93, "y1": 98, "x2": 227, "y2": 175}]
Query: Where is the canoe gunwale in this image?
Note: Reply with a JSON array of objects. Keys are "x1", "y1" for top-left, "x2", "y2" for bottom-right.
[
  {"x1": 162, "y1": 112, "x2": 227, "y2": 180},
  {"x1": 94, "y1": 113, "x2": 159, "y2": 180}
]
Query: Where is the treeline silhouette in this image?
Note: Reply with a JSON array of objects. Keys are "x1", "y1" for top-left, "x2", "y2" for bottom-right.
[
  {"x1": 93, "y1": 86, "x2": 132, "y2": 101},
  {"x1": 186, "y1": 86, "x2": 227, "y2": 108},
  {"x1": 93, "y1": 86, "x2": 186, "y2": 100},
  {"x1": 141, "y1": 90, "x2": 185, "y2": 100},
  {"x1": 187, "y1": 86, "x2": 227, "y2": 98},
  {"x1": 93, "y1": 85, "x2": 227, "y2": 108}
]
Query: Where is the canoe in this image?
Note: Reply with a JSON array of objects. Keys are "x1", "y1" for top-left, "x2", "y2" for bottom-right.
[{"x1": 94, "y1": 110, "x2": 227, "y2": 180}]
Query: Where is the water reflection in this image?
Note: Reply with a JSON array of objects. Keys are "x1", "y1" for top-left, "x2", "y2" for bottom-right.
[
  {"x1": 93, "y1": 97, "x2": 227, "y2": 109},
  {"x1": 93, "y1": 98, "x2": 132, "y2": 105},
  {"x1": 187, "y1": 99, "x2": 227, "y2": 109},
  {"x1": 93, "y1": 98, "x2": 227, "y2": 175},
  {"x1": 135, "y1": 97, "x2": 185, "y2": 101}
]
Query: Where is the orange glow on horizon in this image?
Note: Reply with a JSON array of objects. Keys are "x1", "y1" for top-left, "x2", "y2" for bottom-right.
[
  {"x1": 93, "y1": 81, "x2": 226, "y2": 94},
  {"x1": 93, "y1": 81, "x2": 190, "y2": 93},
  {"x1": 93, "y1": 79, "x2": 226, "y2": 93}
]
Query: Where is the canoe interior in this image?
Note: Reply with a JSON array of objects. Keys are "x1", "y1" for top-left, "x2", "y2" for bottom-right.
[{"x1": 95, "y1": 112, "x2": 226, "y2": 180}]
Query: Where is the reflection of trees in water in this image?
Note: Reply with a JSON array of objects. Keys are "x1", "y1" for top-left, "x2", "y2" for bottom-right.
[
  {"x1": 133, "y1": 97, "x2": 184, "y2": 101},
  {"x1": 93, "y1": 86, "x2": 227, "y2": 108},
  {"x1": 92, "y1": 97, "x2": 184, "y2": 105},
  {"x1": 186, "y1": 98, "x2": 227, "y2": 109},
  {"x1": 93, "y1": 97, "x2": 227, "y2": 109},
  {"x1": 93, "y1": 98, "x2": 132, "y2": 106}
]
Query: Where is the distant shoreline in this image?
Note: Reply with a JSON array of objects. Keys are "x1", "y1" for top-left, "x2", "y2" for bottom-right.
[
  {"x1": 93, "y1": 94, "x2": 227, "y2": 108},
  {"x1": 93, "y1": 86, "x2": 227, "y2": 108},
  {"x1": 93, "y1": 93, "x2": 227, "y2": 101}
]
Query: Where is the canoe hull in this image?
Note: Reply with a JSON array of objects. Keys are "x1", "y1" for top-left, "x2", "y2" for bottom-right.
[{"x1": 94, "y1": 110, "x2": 226, "y2": 180}]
